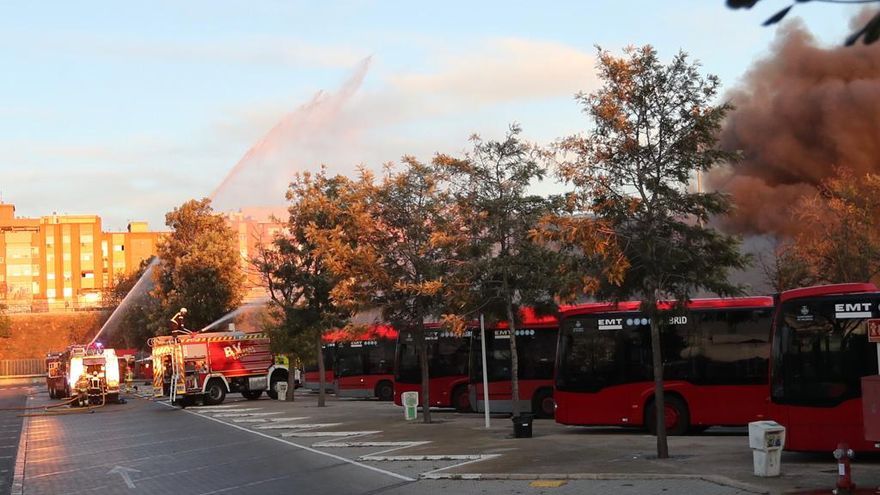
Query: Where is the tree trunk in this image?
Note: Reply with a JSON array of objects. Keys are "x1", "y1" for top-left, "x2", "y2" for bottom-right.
[
  {"x1": 286, "y1": 353, "x2": 296, "y2": 401},
  {"x1": 504, "y1": 299, "x2": 521, "y2": 418},
  {"x1": 416, "y1": 322, "x2": 432, "y2": 423},
  {"x1": 649, "y1": 299, "x2": 669, "y2": 459},
  {"x1": 316, "y1": 331, "x2": 326, "y2": 408}
]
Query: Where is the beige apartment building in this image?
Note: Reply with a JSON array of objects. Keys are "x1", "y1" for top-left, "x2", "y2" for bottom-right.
[
  {"x1": 0, "y1": 202, "x2": 283, "y2": 312},
  {"x1": 0, "y1": 203, "x2": 164, "y2": 312}
]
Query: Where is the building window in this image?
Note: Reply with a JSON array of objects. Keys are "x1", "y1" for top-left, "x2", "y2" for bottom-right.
[
  {"x1": 63, "y1": 287, "x2": 72, "y2": 298},
  {"x1": 47, "y1": 288, "x2": 56, "y2": 298},
  {"x1": 47, "y1": 272, "x2": 55, "y2": 280},
  {"x1": 82, "y1": 253, "x2": 92, "y2": 261}
]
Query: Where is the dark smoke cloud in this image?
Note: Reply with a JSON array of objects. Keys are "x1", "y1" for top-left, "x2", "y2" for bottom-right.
[{"x1": 711, "y1": 16, "x2": 880, "y2": 236}]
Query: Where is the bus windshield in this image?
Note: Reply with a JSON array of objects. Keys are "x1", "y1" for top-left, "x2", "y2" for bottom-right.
[
  {"x1": 557, "y1": 307, "x2": 772, "y2": 393},
  {"x1": 470, "y1": 328, "x2": 556, "y2": 383},
  {"x1": 395, "y1": 329, "x2": 471, "y2": 384},
  {"x1": 772, "y1": 295, "x2": 880, "y2": 407}
]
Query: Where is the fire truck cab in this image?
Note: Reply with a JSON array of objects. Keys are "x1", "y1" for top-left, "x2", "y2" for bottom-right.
[{"x1": 149, "y1": 331, "x2": 288, "y2": 406}]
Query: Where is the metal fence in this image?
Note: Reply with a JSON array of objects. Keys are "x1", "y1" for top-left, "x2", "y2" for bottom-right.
[{"x1": 0, "y1": 359, "x2": 45, "y2": 377}]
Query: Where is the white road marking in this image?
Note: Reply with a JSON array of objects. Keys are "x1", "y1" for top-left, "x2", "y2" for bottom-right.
[
  {"x1": 187, "y1": 405, "x2": 239, "y2": 410},
  {"x1": 212, "y1": 412, "x2": 282, "y2": 418},
  {"x1": 232, "y1": 416, "x2": 309, "y2": 424},
  {"x1": 254, "y1": 423, "x2": 341, "y2": 430},
  {"x1": 279, "y1": 431, "x2": 381, "y2": 438},
  {"x1": 419, "y1": 454, "x2": 502, "y2": 478},
  {"x1": 203, "y1": 408, "x2": 262, "y2": 416},
  {"x1": 161, "y1": 402, "x2": 414, "y2": 482},
  {"x1": 361, "y1": 454, "x2": 486, "y2": 461}
]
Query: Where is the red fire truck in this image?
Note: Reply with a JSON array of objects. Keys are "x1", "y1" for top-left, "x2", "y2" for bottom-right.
[
  {"x1": 55, "y1": 344, "x2": 123, "y2": 405},
  {"x1": 149, "y1": 331, "x2": 288, "y2": 406}
]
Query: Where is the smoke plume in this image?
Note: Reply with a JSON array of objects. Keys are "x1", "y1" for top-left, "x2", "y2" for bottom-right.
[{"x1": 711, "y1": 16, "x2": 880, "y2": 236}]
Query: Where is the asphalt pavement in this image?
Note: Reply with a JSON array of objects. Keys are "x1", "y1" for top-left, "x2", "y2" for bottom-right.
[
  {"x1": 0, "y1": 385, "x2": 28, "y2": 495},
  {"x1": 6, "y1": 387, "x2": 764, "y2": 495}
]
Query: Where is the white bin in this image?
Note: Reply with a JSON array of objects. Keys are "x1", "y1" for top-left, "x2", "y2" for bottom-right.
[
  {"x1": 748, "y1": 420, "x2": 786, "y2": 477},
  {"x1": 276, "y1": 381, "x2": 289, "y2": 401},
  {"x1": 402, "y1": 391, "x2": 418, "y2": 421}
]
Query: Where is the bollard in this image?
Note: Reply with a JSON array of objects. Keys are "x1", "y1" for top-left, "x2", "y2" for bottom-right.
[{"x1": 833, "y1": 443, "x2": 856, "y2": 493}]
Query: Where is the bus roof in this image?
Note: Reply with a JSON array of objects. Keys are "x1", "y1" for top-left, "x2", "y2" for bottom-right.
[
  {"x1": 779, "y1": 283, "x2": 880, "y2": 303},
  {"x1": 323, "y1": 324, "x2": 398, "y2": 343},
  {"x1": 562, "y1": 296, "x2": 774, "y2": 317}
]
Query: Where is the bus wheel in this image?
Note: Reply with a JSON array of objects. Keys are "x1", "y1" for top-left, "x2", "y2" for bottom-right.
[
  {"x1": 532, "y1": 389, "x2": 555, "y2": 419},
  {"x1": 242, "y1": 390, "x2": 263, "y2": 400},
  {"x1": 645, "y1": 396, "x2": 689, "y2": 436},
  {"x1": 452, "y1": 385, "x2": 471, "y2": 413},
  {"x1": 375, "y1": 381, "x2": 394, "y2": 401},
  {"x1": 204, "y1": 380, "x2": 227, "y2": 405}
]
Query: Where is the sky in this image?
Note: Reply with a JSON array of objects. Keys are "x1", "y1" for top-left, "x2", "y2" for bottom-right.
[{"x1": 0, "y1": 1, "x2": 860, "y2": 231}]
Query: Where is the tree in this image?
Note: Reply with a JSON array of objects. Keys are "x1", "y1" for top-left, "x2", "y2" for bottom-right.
[
  {"x1": 311, "y1": 160, "x2": 467, "y2": 423},
  {"x1": 440, "y1": 124, "x2": 567, "y2": 418},
  {"x1": 552, "y1": 46, "x2": 748, "y2": 458},
  {"x1": 727, "y1": 1, "x2": 880, "y2": 46},
  {"x1": 787, "y1": 167, "x2": 880, "y2": 284},
  {"x1": 152, "y1": 198, "x2": 245, "y2": 333},
  {"x1": 253, "y1": 170, "x2": 354, "y2": 405},
  {"x1": 759, "y1": 241, "x2": 812, "y2": 293},
  {"x1": 0, "y1": 303, "x2": 10, "y2": 338}
]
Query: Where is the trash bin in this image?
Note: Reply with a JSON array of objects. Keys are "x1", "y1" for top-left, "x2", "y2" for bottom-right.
[
  {"x1": 402, "y1": 391, "x2": 418, "y2": 421},
  {"x1": 276, "y1": 382, "x2": 289, "y2": 401},
  {"x1": 512, "y1": 413, "x2": 534, "y2": 438},
  {"x1": 748, "y1": 420, "x2": 786, "y2": 477}
]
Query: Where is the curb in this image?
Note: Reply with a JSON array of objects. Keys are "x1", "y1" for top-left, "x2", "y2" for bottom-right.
[
  {"x1": 11, "y1": 393, "x2": 32, "y2": 495},
  {"x1": 418, "y1": 472, "x2": 769, "y2": 494}
]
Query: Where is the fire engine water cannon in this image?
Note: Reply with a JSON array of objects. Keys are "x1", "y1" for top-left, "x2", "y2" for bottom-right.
[
  {"x1": 148, "y1": 326, "x2": 288, "y2": 407},
  {"x1": 62, "y1": 344, "x2": 123, "y2": 407}
]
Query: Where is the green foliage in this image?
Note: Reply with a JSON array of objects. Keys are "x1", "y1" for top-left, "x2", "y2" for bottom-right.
[
  {"x1": 441, "y1": 124, "x2": 568, "y2": 416},
  {"x1": 152, "y1": 198, "x2": 245, "y2": 332}
]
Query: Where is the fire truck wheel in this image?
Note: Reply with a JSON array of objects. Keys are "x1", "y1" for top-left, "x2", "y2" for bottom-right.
[
  {"x1": 267, "y1": 371, "x2": 287, "y2": 400},
  {"x1": 204, "y1": 380, "x2": 227, "y2": 405},
  {"x1": 49, "y1": 388, "x2": 56, "y2": 399},
  {"x1": 375, "y1": 381, "x2": 393, "y2": 401},
  {"x1": 242, "y1": 390, "x2": 263, "y2": 400}
]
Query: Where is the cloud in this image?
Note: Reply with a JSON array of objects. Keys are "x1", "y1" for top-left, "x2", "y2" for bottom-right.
[{"x1": 389, "y1": 38, "x2": 598, "y2": 105}]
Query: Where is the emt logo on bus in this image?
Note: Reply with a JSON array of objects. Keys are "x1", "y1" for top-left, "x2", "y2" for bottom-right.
[{"x1": 834, "y1": 302, "x2": 873, "y2": 319}]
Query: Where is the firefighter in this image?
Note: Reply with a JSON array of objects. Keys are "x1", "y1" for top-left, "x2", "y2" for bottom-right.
[{"x1": 170, "y1": 307, "x2": 190, "y2": 335}]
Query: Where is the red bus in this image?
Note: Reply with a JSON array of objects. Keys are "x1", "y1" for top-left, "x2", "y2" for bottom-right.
[
  {"x1": 468, "y1": 309, "x2": 559, "y2": 418},
  {"x1": 334, "y1": 325, "x2": 397, "y2": 401},
  {"x1": 303, "y1": 338, "x2": 335, "y2": 393},
  {"x1": 555, "y1": 297, "x2": 774, "y2": 434},
  {"x1": 769, "y1": 283, "x2": 880, "y2": 452},
  {"x1": 394, "y1": 325, "x2": 472, "y2": 410}
]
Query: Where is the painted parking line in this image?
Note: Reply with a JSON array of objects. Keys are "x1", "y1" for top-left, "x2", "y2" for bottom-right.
[
  {"x1": 279, "y1": 431, "x2": 381, "y2": 438},
  {"x1": 161, "y1": 402, "x2": 414, "y2": 482},
  {"x1": 212, "y1": 412, "x2": 282, "y2": 418},
  {"x1": 232, "y1": 416, "x2": 309, "y2": 424},
  {"x1": 255, "y1": 423, "x2": 341, "y2": 430}
]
